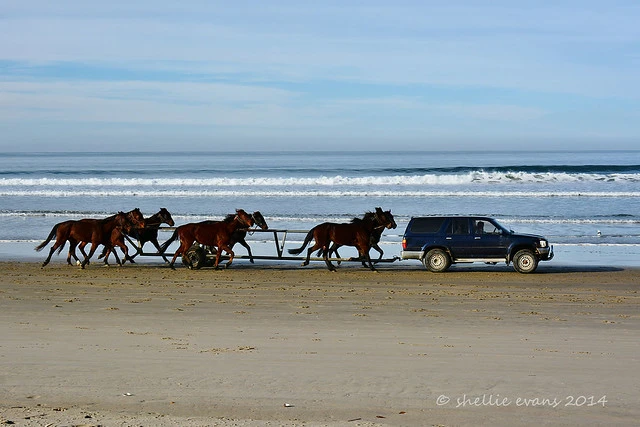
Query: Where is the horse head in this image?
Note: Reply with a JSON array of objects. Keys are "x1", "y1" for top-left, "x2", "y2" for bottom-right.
[
  {"x1": 384, "y1": 209, "x2": 397, "y2": 229},
  {"x1": 375, "y1": 207, "x2": 396, "y2": 230},
  {"x1": 235, "y1": 209, "x2": 255, "y2": 228},
  {"x1": 252, "y1": 211, "x2": 269, "y2": 230},
  {"x1": 113, "y1": 211, "x2": 131, "y2": 230},
  {"x1": 159, "y1": 208, "x2": 175, "y2": 227},
  {"x1": 126, "y1": 208, "x2": 146, "y2": 229}
]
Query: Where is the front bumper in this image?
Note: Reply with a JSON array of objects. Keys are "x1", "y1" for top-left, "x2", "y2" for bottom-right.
[{"x1": 538, "y1": 245, "x2": 554, "y2": 261}]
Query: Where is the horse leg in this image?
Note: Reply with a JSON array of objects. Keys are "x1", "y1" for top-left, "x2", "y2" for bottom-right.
[
  {"x1": 323, "y1": 245, "x2": 337, "y2": 272},
  {"x1": 372, "y1": 243, "x2": 384, "y2": 263},
  {"x1": 126, "y1": 236, "x2": 142, "y2": 262},
  {"x1": 101, "y1": 248, "x2": 112, "y2": 265},
  {"x1": 118, "y1": 240, "x2": 135, "y2": 264},
  {"x1": 151, "y1": 239, "x2": 170, "y2": 263},
  {"x1": 168, "y1": 241, "x2": 187, "y2": 270},
  {"x1": 67, "y1": 240, "x2": 79, "y2": 265},
  {"x1": 237, "y1": 239, "x2": 254, "y2": 263},
  {"x1": 327, "y1": 243, "x2": 343, "y2": 265},
  {"x1": 42, "y1": 241, "x2": 63, "y2": 267},
  {"x1": 42, "y1": 247, "x2": 56, "y2": 267},
  {"x1": 78, "y1": 242, "x2": 90, "y2": 265},
  {"x1": 111, "y1": 246, "x2": 123, "y2": 266},
  {"x1": 213, "y1": 246, "x2": 223, "y2": 269},
  {"x1": 220, "y1": 245, "x2": 235, "y2": 269},
  {"x1": 360, "y1": 245, "x2": 376, "y2": 272},
  {"x1": 81, "y1": 242, "x2": 100, "y2": 269}
]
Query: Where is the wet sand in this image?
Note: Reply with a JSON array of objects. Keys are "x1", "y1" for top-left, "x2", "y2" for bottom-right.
[{"x1": 1, "y1": 261, "x2": 639, "y2": 426}]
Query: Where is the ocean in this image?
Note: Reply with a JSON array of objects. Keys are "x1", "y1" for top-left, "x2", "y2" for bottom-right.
[{"x1": 2, "y1": 150, "x2": 639, "y2": 267}]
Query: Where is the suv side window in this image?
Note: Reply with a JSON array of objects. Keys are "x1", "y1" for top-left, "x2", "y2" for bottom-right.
[
  {"x1": 410, "y1": 217, "x2": 445, "y2": 233},
  {"x1": 449, "y1": 218, "x2": 470, "y2": 235}
]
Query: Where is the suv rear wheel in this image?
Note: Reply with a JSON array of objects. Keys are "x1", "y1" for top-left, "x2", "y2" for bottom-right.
[
  {"x1": 423, "y1": 249, "x2": 451, "y2": 272},
  {"x1": 513, "y1": 249, "x2": 538, "y2": 273}
]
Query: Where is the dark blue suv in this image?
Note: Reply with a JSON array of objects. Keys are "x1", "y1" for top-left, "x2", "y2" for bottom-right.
[{"x1": 401, "y1": 216, "x2": 553, "y2": 273}]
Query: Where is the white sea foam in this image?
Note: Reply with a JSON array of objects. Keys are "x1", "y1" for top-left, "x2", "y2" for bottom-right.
[
  {"x1": 1, "y1": 189, "x2": 639, "y2": 198},
  {"x1": 1, "y1": 171, "x2": 640, "y2": 187}
]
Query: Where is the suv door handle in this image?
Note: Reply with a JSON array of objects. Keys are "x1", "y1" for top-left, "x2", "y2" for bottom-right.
[
  {"x1": 446, "y1": 237, "x2": 452, "y2": 240},
  {"x1": 475, "y1": 237, "x2": 481, "y2": 240}
]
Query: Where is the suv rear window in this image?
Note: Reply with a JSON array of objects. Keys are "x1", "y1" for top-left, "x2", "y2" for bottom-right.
[{"x1": 410, "y1": 217, "x2": 446, "y2": 233}]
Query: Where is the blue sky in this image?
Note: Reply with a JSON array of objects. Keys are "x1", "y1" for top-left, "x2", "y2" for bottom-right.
[{"x1": 1, "y1": 0, "x2": 639, "y2": 151}]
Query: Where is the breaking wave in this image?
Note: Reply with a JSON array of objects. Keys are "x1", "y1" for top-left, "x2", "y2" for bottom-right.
[
  {"x1": 1, "y1": 170, "x2": 640, "y2": 188},
  {"x1": 2, "y1": 189, "x2": 640, "y2": 198}
]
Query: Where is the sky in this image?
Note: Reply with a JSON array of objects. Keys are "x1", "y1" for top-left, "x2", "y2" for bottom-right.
[{"x1": 1, "y1": 0, "x2": 639, "y2": 152}]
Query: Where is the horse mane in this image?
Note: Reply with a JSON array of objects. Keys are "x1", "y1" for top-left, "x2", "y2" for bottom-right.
[
  {"x1": 223, "y1": 214, "x2": 236, "y2": 222},
  {"x1": 350, "y1": 211, "x2": 377, "y2": 224}
]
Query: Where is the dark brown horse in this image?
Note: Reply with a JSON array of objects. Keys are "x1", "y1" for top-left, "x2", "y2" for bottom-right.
[
  {"x1": 99, "y1": 208, "x2": 176, "y2": 264},
  {"x1": 324, "y1": 209, "x2": 397, "y2": 264},
  {"x1": 159, "y1": 209, "x2": 255, "y2": 270},
  {"x1": 287, "y1": 207, "x2": 395, "y2": 271},
  {"x1": 204, "y1": 211, "x2": 269, "y2": 263},
  {"x1": 35, "y1": 209, "x2": 145, "y2": 268}
]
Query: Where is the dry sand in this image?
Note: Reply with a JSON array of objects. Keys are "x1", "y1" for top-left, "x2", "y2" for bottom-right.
[{"x1": 1, "y1": 261, "x2": 639, "y2": 426}]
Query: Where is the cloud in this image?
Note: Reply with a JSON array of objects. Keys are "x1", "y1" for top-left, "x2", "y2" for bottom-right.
[{"x1": 1, "y1": 1, "x2": 639, "y2": 150}]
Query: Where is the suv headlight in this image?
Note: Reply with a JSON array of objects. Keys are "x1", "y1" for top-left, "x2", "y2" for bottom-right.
[{"x1": 538, "y1": 240, "x2": 548, "y2": 248}]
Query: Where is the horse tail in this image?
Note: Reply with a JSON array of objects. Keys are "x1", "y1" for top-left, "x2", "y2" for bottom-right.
[
  {"x1": 35, "y1": 224, "x2": 58, "y2": 252},
  {"x1": 288, "y1": 228, "x2": 315, "y2": 255},
  {"x1": 158, "y1": 228, "x2": 179, "y2": 254}
]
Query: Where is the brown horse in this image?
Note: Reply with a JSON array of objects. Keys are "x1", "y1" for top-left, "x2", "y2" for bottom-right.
[
  {"x1": 76, "y1": 208, "x2": 146, "y2": 266},
  {"x1": 324, "y1": 209, "x2": 397, "y2": 264},
  {"x1": 287, "y1": 207, "x2": 395, "y2": 271},
  {"x1": 203, "y1": 211, "x2": 269, "y2": 263},
  {"x1": 35, "y1": 209, "x2": 145, "y2": 268},
  {"x1": 99, "y1": 208, "x2": 176, "y2": 264},
  {"x1": 159, "y1": 209, "x2": 255, "y2": 270}
]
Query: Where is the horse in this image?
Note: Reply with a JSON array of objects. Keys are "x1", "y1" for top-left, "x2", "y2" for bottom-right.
[
  {"x1": 99, "y1": 208, "x2": 176, "y2": 264},
  {"x1": 203, "y1": 211, "x2": 269, "y2": 263},
  {"x1": 35, "y1": 210, "x2": 145, "y2": 269},
  {"x1": 76, "y1": 208, "x2": 146, "y2": 266},
  {"x1": 287, "y1": 207, "x2": 395, "y2": 271},
  {"x1": 34, "y1": 220, "x2": 81, "y2": 266},
  {"x1": 159, "y1": 209, "x2": 255, "y2": 270},
  {"x1": 323, "y1": 209, "x2": 397, "y2": 264}
]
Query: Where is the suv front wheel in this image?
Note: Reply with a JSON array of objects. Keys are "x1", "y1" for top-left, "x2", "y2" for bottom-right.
[
  {"x1": 423, "y1": 249, "x2": 451, "y2": 272},
  {"x1": 513, "y1": 249, "x2": 538, "y2": 274}
]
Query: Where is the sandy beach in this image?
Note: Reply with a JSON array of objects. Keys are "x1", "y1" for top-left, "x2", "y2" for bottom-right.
[{"x1": 1, "y1": 261, "x2": 639, "y2": 426}]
